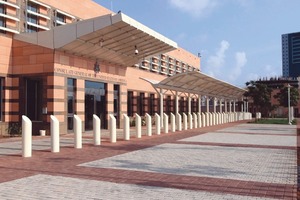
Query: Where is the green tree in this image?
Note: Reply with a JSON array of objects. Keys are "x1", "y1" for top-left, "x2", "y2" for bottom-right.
[
  {"x1": 244, "y1": 80, "x2": 273, "y2": 117},
  {"x1": 273, "y1": 85, "x2": 299, "y2": 107}
]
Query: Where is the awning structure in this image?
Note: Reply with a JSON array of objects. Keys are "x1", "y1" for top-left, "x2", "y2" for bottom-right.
[
  {"x1": 14, "y1": 12, "x2": 178, "y2": 66},
  {"x1": 142, "y1": 71, "x2": 246, "y2": 100}
]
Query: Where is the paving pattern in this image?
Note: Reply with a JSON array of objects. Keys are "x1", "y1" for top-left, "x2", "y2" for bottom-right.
[{"x1": 0, "y1": 122, "x2": 298, "y2": 199}]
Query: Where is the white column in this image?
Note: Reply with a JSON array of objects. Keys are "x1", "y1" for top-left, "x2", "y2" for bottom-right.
[
  {"x1": 74, "y1": 115, "x2": 82, "y2": 149},
  {"x1": 163, "y1": 113, "x2": 169, "y2": 133},
  {"x1": 109, "y1": 114, "x2": 116, "y2": 143},
  {"x1": 224, "y1": 100, "x2": 227, "y2": 113},
  {"x1": 233, "y1": 100, "x2": 236, "y2": 112},
  {"x1": 135, "y1": 113, "x2": 142, "y2": 138},
  {"x1": 22, "y1": 115, "x2": 32, "y2": 158},
  {"x1": 123, "y1": 114, "x2": 130, "y2": 140},
  {"x1": 171, "y1": 113, "x2": 176, "y2": 132},
  {"x1": 219, "y1": 99, "x2": 223, "y2": 113},
  {"x1": 175, "y1": 91, "x2": 179, "y2": 114},
  {"x1": 198, "y1": 95, "x2": 202, "y2": 113},
  {"x1": 155, "y1": 113, "x2": 161, "y2": 135},
  {"x1": 188, "y1": 94, "x2": 191, "y2": 114},
  {"x1": 213, "y1": 98, "x2": 216, "y2": 113},
  {"x1": 229, "y1": 101, "x2": 232, "y2": 113},
  {"x1": 206, "y1": 97, "x2": 210, "y2": 112},
  {"x1": 50, "y1": 115, "x2": 60, "y2": 152},
  {"x1": 93, "y1": 114, "x2": 101, "y2": 146},
  {"x1": 145, "y1": 113, "x2": 152, "y2": 136},
  {"x1": 160, "y1": 89, "x2": 164, "y2": 127}
]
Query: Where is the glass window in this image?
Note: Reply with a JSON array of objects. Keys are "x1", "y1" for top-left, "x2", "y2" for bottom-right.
[
  {"x1": 56, "y1": 12, "x2": 66, "y2": 25},
  {"x1": 0, "y1": 78, "x2": 3, "y2": 121},
  {"x1": 27, "y1": 2, "x2": 38, "y2": 12},
  {"x1": 26, "y1": 79, "x2": 42, "y2": 121},
  {"x1": 114, "y1": 85, "x2": 120, "y2": 127},
  {"x1": 67, "y1": 78, "x2": 75, "y2": 130},
  {"x1": 149, "y1": 94, "x2": 155, "y2": 116},
  {"x1": 27, "y1": 13, "x2": 38, "y2": 24},
  {"x1": 127, "y1": 91, "x2": 133, "y2": 117}
]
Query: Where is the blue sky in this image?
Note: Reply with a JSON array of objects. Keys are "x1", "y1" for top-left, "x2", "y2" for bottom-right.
[{"x1": 94, "y1": 0, "x2": 299, "y2": 87}]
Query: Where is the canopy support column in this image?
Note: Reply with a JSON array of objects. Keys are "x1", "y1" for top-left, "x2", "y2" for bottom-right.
[
  {"x1": 229, "y1": 100, "x2": 232, "y2": 113},
  {"x1": 219, "y1": 99, "x2": 223, "y2": 113},
  {"x1": 213, "y1": 97, "x2": 217, "y2": 113},
  {"x1": 225, "y1": 100, "x2": 227, "y2": 113},
  {"x1": 233, "y1": 100, "x2": 236, "y2": 112},
  {"x1": 206, "y1": 97, "x2": 210, "y2": 112},
  {"x1": 198, "y1": 95, "x2": 201, "y2": 113},
  {"x1": 188, "y1": 93, "x2": 191, "y2": 114},
  {"x1": 160, "y1": 88, "x2": 164, "y2": 127},
  {"x1": 175, "y1": 91, "x2": 179, "y2": 114}
]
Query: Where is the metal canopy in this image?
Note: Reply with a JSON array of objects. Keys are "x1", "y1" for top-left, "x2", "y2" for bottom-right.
[
  {"x1": 14, "y1": 13, "x2": 178, "y2": 67},
  {"x1": 142, "y1": 71, "x2": 246, "y2": 100}
]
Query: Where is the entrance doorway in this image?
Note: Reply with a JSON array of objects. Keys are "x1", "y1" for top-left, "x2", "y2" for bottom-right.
[{"x1": 85, "y1": 81, "x2": 107, "y2": 130}]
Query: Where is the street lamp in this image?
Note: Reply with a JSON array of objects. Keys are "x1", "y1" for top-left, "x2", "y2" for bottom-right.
[{"x1": 287, "y1": 84, "x2": 291, "y2": 125}]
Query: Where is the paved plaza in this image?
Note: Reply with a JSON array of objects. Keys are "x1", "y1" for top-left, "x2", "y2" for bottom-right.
[{"x1": 0, "y1": 122, "x2": 298, "y2": 199}]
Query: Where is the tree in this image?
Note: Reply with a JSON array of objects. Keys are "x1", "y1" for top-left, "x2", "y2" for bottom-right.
[
  {"x1": 244, "y1": 80, "x2": 273, "y2": 117},
  {"x1": 273, "y1": 85, "x2": 299, "y2": 107}
]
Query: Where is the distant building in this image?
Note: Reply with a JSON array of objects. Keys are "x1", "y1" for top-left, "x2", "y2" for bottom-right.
[{"x1": 282, "y1": 32, "x2": 300, "y2": 78}]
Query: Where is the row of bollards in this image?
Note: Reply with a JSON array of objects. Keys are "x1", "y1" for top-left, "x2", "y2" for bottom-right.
[{"x1": 21, "y1": 112, "x2": 255, "y2": 157}]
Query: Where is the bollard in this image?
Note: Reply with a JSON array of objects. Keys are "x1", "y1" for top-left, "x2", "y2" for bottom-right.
[
  {"x1": 209, "y1": 113, "x2": 213, "y2": 126},
  {"x1": 212, "y1": 113, "x2": 216, "y2": 126},
  {"x1": 145, "y1": 113, "x2": 152, "y2": 136},
  {"x1": 155, "y1": 113, "x2": 161, "y2": 135},
  {"x1": 193, "y1": 113, "x2": 198, "y2": 128},
  {"x1": 93, "y1": 114, "x2": 101, "y2": 145},
  {"x1": 197, "y1": 113, "x2": 202, "y2": 128},
  {"x1": 123, "y1": 114, "x2": 130, "y2": 140},
  {"x1": 163, "y1": 113, "x2": 168, "y2": 133},
  {"x1": 50, "y1": 115, "x2": 60, "y2": 153},
  {"x1": 183, "y1": 113, "x2": 188, "y2": 130},
  {"x1": 22, "y1": 115, "x2": 32, "y2": 157},
  {"x1": 206, "y1": 113, "x2": 210, "y2": 127},
  {"x1": 176, "y1": 113, "x2": 182, "y2": 131},
  {"x1": 202, "y1": 113, "x2": 206, "y2": 127},
  {"x1": 74, "y1": 115, "x2": 82, "y2": 149},
  {"x1": 171, "y1": 113, "x2": 176, "y2": 132},
  {"x1": 135, "y1": 113, "x2": 142, "y2": 138},
  {"x1": 188, "y1": 113, "x2": 193, "y2": 129},
  {"x1": 109, "y1": 114, "x2": 117, "y2": 143}
]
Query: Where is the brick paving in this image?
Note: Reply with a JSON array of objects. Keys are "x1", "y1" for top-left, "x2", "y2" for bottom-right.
[{"x1": 0, "y1": 121, "x2": 298, "y2": 199}]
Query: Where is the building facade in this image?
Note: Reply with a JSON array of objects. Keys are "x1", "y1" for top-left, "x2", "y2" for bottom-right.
[
  {"x1": 0, "y1": 0, "x2": 243, "y2": 136},
  {"x1": 282, "y1": 32, "x2": 300, "y2": 78}
]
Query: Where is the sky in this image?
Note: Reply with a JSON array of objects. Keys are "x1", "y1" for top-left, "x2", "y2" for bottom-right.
[{"x1": 94, "y1": 0, "x2": 300, "y2": 87}]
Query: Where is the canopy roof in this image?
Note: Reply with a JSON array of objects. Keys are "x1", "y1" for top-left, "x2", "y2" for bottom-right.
[
  {"x1": 142, "y1": 71, "x2": 246, "y2": 100},
  {"x1": 14, "y1": 12, "x2": 177, "y2": 66}
]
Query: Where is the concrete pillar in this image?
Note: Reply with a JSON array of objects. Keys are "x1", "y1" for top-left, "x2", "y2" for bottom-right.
[
  {"x1": 216, "y1": 112, "x2": 219, "y2": 125},
  {"x1": 145, "y1": 113, "x2": 152, "y2": 136},
  {"x1": 188, "y1": 113, "x2": 193, "y2": 129},
  {"x1": 197, "y1": 113, "x2": 202, "y2": 128},
  {"x1": 206, "y1": 97, "x2": 210, "y2": 112},
  {"x1": 50, "y1": 115, "x2": 60, "y2": 153},
  {"x1": 175, "y1": 91, "x2": 179, "y2": 114},
  {"x1": 229, "y1": 101, "x2": 232, "y2": 113},
  {"x1": 233, "y1": 100, "x2": 236, "y2": 112},
  {"x1": 155, "y1": 113, "x2": 161, "y2": 135},
  {"x1": 246, "y1": 102, "x2": 249, "y2": 112},
  {"x1": 93, "y1": 114, "x2": 101, "y2": 146},
  {"x1": 193, "y1": 113, "x2": 198, "y2": 128},
  {"x1": 224, "y1": 100, "x2": 228, "y2": 113},
  {"x1": 241, "y1": 103, "x2": 244, "y2": 112},
  {"x1": 198, "y1": 95, "x2": 202, "y2": 113},
  {"x1": 109, "y1": 114, "x2": 116, "y2": 143},
  {"x1": 160, "y1": 89, "x2": 164, "y2": 127},
  {"x1": 74, "y1": 115, "x2": 82, "y2": 149},
  {"x1": 202, "y1": 112, "x2": 206, "y2": 127},
  {"x1": 22, "y1": 115, "x2": 32, "y2": 158},
  {"x1": 188, "y1": 94, "x2": 191, "y2": 114},
  {"x1": 212, "y1": 113, "x2": 216, "y2": 126},
  {"x1": 171, "y1": 113, "x2": 176, "y2": 132},
  {"x1": 209, "y1": 113, "x2": 213, "y2": 126},
  {"x1": 163, "y1": 113, "x2": 169, "y2": 133},
  {"x1": 219, "y1": 99, "x2": 223, "y2": 113},
  {"x1": 135, "y1": 113, "x2": 142, "y2": 138},
  {"x1": 213, "y1": 98, "x2": 216, "y2": 113},
  {"x1": 176, "y1": 113, "x2": 182, "y2": 131},
  {"x1": 183, "y1": 113, "x2": 188, "y2": 130},
  {"x1": 123, "y1": 114, "x2": 130, "y2": 140}
]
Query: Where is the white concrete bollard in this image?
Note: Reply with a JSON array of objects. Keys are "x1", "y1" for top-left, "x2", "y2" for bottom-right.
[
  {"x1": 145, "y1": 113, "x2": 152, "y2": 136},
  {"x1": 74, "y1": 115, "x2": 82, "y2": 149},
  {"x1": 123, "y1": 114, "x2": 130, "y2": 140},
  {"x1": 206, "y1": 113, "x2": 210, "y2": 127},
  {"x1": 50, "y1": 115, "x2": 60, "y2": 153},
  {"x1": 135, "y1": 113, "x2": 142, "y2": 138},
  {"x1": 202, "y1": 113, "x2": 206, "y2": 127},
  {"x1": 163, "y1": 113, "x2": 169, "y2": 133},
  {"x1": 93, "y1": 114, "x2": 101, "y2": 146},
  {"x1": 216, "y1": 113, "x2": 219, "y2": 125},
  {"x1": 197, "y1": 113, "x2": 202, "y2": 128},
  {"x1": 22, "y1": 115, "x2": 32, "y2": 157},
  {"x1": 155, "y1": 113, "x2": 161, "y2": 135},
  {"x1": 176, "y1": 113, "x2": 182, "y2": 131},
  {"x1": 183, "y1": 113, "x2": 188, "y2": 130},
  {"x1": 209, "y1": 113, "x2": 213, "y2": 126},
  {"x1": 109, "y1": 114, "x2": 117, "y2": 143},
  {"x1": 188, "y1": 113, "x2": 193, "y2": 129},
  {"x1": 212, "y1": 113, "x2": 216, "y2": 126},
  {"x1": 171, "y1": 113, "x2": 176, "y2": 132},
  {"x1": 193, "y1": 113, "x2": 198, "y2": 128}
]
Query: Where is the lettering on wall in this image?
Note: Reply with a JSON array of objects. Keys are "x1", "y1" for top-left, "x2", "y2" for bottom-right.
[{"x1": 54, "y1": 67, "x2": 126, "y2": 83}]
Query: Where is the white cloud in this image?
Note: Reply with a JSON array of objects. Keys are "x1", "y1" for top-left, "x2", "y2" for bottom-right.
[
  {"x1": 228, "y1": 51, "x2": 247, "y2": 81},
  {"x1": 168, "y1": 0, "x2": 218, "y2": 18},
  {"x1": 206, "y1": 40, "x2": 230, "y2": 77}
]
